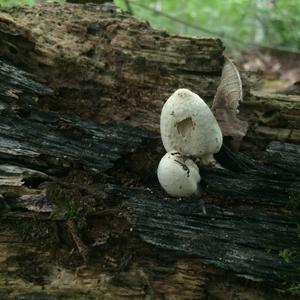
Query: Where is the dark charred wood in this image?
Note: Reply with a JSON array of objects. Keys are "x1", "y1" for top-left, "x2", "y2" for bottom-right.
[
  {"x1": 265, "y1": 141, "x2": 300, "y2": 176},
  {"x1": 106, "y1": 185, "x2": 300, "y2": 282}
]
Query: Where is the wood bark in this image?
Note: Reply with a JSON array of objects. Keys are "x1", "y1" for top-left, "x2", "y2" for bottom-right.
[
  {"x1": 242, "y1": 91, "x2": 300, "y2": 152},
  {"x1": 0, "y1": 2, "x2": 224, "y2": 132},
  {"x1": 0, "y1": 3, "x2": 300, "y2": 299}
]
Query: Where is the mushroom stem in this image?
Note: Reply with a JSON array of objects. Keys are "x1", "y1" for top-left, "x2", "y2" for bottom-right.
[
  {"x1": 193, "y1": 186, "x2": 207, "y2": 215},
  {"x1": 197, "y1": 154, "x2": 223, "y2": 169},
  {"x1": 200, "y1": 198, "x2": 207, "y2": 215},
  {"x1": 198, "y1": 154, "x2": 215, "y2": 166}
]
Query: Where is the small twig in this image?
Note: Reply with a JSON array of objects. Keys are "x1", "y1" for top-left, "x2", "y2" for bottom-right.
[
  {"x1": 66, "y1": 220, "x2": 89, "y2": 263},
  {"x1": 138, "y1": 268, "x2": 155, "y2": 298},
  {"x1": 117, "y1": 253, "x2": 132, "y2": 272}
]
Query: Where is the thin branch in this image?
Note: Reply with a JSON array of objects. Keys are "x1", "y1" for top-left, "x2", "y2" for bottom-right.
[{"x1": 66, "y1": 220, "x2": 89, "y2": 263}]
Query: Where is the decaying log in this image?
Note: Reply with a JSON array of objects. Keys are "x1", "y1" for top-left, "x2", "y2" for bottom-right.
[
  {"x1": 1, "y1": 2, "x2": 299, "y2": 150},
  {"x1": 1, "y1": 57, "x2": 300, "y2": 299},
  {"x1": 0, "y1": 4, "x2": 300, "y2": 149},
  {"x1": 0, "y1": 2, "x2": 300, "y2": 299},
  {"x1": 241, "y1": 91, "x2": 300, "y2": 150},
  {"x1": 117, "y1": 186, "x2": 300, "y2": 282},
  {"x1": 266, "y1": 141, "x2": 300, "y2": 175},
  {"x1": 0, "y1": 2, "x2": 224, "y2": 133}
]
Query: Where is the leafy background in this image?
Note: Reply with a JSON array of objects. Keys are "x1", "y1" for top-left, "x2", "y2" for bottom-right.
[{"x1": 115, "y1": 0, "x2": 300, "y2": 52}]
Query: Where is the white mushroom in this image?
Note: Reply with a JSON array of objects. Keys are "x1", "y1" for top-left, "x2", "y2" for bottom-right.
[
  {"x1": 160, "y1": 88, "x2": 223, "y2": 165},
  {"x1": 157, "y1": 150, "x2": 201, "y2": 198}
]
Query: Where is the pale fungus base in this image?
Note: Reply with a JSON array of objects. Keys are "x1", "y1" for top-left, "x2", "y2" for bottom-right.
[{"x1": 157, "y1": 151, "x2": 201, "y2": 198}]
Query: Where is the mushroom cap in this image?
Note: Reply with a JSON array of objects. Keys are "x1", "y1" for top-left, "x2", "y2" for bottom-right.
[
  {"x1": 160, "y1": 88, "x2": 223, "y2": 158},
  {"x1": 157, "y1": 151, "x2": 200, "y2": 197}
]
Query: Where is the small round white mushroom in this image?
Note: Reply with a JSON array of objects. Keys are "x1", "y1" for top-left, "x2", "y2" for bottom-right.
[
  {"x1": 160, "y1": 88, "x2": 223, "y2": 165},
  {"x1": 157, "y1": 150, "x2": 201, "y2": 198}
]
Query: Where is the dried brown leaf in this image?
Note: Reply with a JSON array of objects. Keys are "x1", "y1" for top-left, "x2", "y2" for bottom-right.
[{"x1": 212, "y1": 57, "x2": 248, "y2": 151}]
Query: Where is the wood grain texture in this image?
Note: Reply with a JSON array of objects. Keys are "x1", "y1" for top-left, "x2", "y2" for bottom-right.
[
  {"x1": 241, "y1": 91, "x2": 300, "y2": 150},
  {"x1": 0, "y1": 3, "x2": 299, "y2": 299},
  {"x1": 0, "y1": 2, "x2": 224, "y2": 132}
]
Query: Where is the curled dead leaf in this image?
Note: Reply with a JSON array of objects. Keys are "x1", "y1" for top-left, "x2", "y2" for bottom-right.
[{"x1": 212, "y1": 56, "x2": 248, "y2": 151}]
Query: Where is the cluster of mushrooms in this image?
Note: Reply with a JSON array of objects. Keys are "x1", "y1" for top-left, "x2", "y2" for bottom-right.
[{"x1": 157, "y1": 88, "x2": 223, "y2": 210}]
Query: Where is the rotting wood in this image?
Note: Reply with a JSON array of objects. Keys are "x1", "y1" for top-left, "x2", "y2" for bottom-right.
[
  {"x1": 112, "y1": 185, "x2": 300, "y2": 282},
  {"x1": 0, "y1": 2, "x2": 300, "y2": 299},
  {"x1": 0, "y1": 2, "x2": 224, "y2": 133},
  {"x1": 241, "y1": 91, "x2": 300, "y2": 151},
  {"x1": 0, "y1": 3, "x2": 298, "y2": 150},
  {"x1": 1, "y1": 58, "x2": 300, "y2": 299}
]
